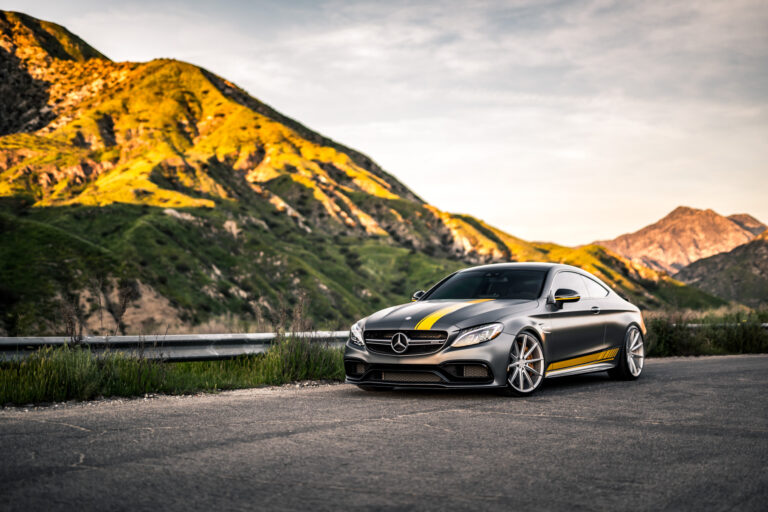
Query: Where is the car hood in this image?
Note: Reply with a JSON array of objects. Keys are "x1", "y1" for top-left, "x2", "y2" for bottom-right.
[{"x1": 363, "y1": 298, "x2": 537, "y2": 332}]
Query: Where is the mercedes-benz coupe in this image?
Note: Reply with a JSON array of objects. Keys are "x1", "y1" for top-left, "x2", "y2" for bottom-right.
[{"x1": 344, "y1": 263, "x2": 645, "y2": 396}]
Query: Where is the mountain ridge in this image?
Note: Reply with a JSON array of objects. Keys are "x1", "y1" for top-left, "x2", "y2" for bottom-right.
[
  {"x1": 0, "y1": 11, "x2": 724, "y2": 335},
  {"x1": 727, "y1": 213, "x2": 766, "y2": 237}
]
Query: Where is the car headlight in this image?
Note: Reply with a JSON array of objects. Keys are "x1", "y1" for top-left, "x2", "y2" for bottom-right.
[
  {"x1": 349, "y1": 320, "x2": 365, "y2": 347},
  {"x1": 452, "y1": 323, "x2": 503, "y2": 348}
]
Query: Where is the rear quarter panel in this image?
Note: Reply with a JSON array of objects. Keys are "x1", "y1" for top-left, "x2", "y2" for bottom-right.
[{"x1": 602, "y1": 296, "x2": 643, "y2": 347}]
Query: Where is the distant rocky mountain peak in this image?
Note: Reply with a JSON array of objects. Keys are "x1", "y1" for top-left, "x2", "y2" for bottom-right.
[{"x1": 595, "y1": 206, "x2": 765, "y2": 274}]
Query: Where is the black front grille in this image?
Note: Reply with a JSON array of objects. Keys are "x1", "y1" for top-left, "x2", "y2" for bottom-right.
[
  {"x1": 347, "y1": 362, "x2": 494, "y2": 385},
  {"x1": 364, "y1": 330, "x2": 447, "y2": 342},
  {"x1": 365, "y1": 344, "x2": 444, "y2": 356},
  {"x1": 363, "y1": 330, "x2": 448, "y2": 356},
  {"x1": 378, "y1": 371, "x2": 443, "y2": 383}
]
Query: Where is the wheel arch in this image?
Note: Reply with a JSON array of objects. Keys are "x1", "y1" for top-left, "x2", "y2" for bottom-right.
[
  {"x1": 626, "y1": 321, "x2": 644, "y2": 337},
  {"x1": 515, "y1": 326, "x2": 544, "y2": 343},
  {"x1": 507, "y1": 320, "x2": 547, "y2": 349}
]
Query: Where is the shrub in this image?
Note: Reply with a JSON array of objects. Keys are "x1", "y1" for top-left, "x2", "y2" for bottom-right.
[{"x1": 646, "y1": 313, "x2": 768, "y2": 357}]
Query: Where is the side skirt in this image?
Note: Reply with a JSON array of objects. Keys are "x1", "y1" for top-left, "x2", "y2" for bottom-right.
[{"x1": 545, "y1": 362, "x2": 615, "y2": 379}]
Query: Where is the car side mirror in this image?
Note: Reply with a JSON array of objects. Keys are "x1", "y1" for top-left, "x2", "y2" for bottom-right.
[
  {"x1": 553, "y1": 288, "x2": 580, "y2": 308},
  {"x1": 411, "y1": 290, "x2": 426, "y2": 302}
]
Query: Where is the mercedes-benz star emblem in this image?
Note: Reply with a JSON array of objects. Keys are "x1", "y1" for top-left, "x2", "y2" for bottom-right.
[{"x1": 391, "y1": 332, "x2": 409, "y2": 354}]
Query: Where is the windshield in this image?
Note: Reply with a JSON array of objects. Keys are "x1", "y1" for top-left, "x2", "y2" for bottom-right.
[{"x1": 425, "y1": 269, "x2": 547, "y2": 300}]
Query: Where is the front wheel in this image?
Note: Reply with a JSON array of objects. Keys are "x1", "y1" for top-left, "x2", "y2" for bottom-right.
[
  {"x1": 501, "y1": 332, "x2": 545, "y2": 397},
  {"x1": 608, "y1": 325, "x2": 645, "y2": 380}
]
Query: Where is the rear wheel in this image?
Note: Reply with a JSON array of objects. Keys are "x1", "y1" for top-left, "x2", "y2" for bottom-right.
[
  {"x1": 501, "y1": 332, "x2": 545, "y2": 396},
  {"x1": 608, "y1": 325, "x2": 644, "y2": 380}
]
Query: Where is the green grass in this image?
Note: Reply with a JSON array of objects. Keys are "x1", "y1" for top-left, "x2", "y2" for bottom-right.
[{"x1": 0, "y1": 337, "x2": 344, "y2": 405}]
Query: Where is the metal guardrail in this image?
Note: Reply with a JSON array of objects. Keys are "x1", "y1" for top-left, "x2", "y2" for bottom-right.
[
  {"x1": 0, "y1": 331, "x2": 350, "y2": 362},
  {"x1": 681, "y1": 323, "x2": 768, "y2": 329},
  {"x1": 1, "y1": 323, "x2": 765, "y2": 362}
]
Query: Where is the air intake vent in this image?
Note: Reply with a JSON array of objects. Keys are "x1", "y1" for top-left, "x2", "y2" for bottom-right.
[
  {"x1": 344, "y1": 360, "x2": 366, "y2": 377},
  {"x1": 442, "y1": 363, "x2": 492, "y2": 380},
  {"x1": 380, "y1": 372, "x2": 442, "y2": 383},
  {"x1": 463, "y1": 365, "x2": 489, "y2": 378}
]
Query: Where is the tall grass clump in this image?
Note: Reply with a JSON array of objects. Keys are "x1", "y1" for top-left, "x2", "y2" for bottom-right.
[
  {"x1": 0, "y1": 346, "x2": 167, "y2": 404},
  {"x1": 0, "y1": 337, "x2": 344, "y2": 406},
  {"x1": 250, "y1": 293, "x2": 344, "y2": 384},
  {"x1": 256, "y1": 336, "x2": 344, "y2": 385}
]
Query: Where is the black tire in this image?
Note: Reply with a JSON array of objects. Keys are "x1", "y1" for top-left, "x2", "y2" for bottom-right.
[
  {"x1": 358, "y1": 385, "x2": 394, "y2": 392},
  {"x1": 608, "y1": 325, "x2": 645, "y2": 381},
  {"x1": 501, "y1": 332, "x2": 546, "y2": 397}
]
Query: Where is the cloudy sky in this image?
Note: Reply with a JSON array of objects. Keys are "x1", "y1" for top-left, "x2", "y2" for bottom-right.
[{"x1": 9, "y1": 0, "x2": 768, "y2": 245}]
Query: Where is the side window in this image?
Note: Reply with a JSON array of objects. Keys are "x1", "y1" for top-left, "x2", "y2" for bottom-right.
[
  {"x1": 551, "y1": 271, "x2": 587, "y2": 298},
  {"x1": 584, "y1": 277, "x2": 609, "y2": 298}
]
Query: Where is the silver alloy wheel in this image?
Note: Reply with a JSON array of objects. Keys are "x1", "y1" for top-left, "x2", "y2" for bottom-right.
[
  {"x1": 507, "y1": 333, "x2": 544, "y2": 393},
  {"x1": 626, "y1": 326, "x2": 644, "y2": 377}
]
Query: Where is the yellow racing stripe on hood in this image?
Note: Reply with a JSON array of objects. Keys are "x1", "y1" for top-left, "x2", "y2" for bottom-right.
[{"x1": 414, "y1": 299, "x2": 493, "y2": 330}]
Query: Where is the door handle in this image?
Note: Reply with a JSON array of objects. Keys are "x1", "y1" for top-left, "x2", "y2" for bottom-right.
[{"x1": 591, "y1": 306, "x2": 600, "y2": 315}]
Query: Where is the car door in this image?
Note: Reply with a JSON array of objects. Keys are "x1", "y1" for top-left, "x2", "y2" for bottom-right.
[
  {"x1": 582, "y1": 275, "x2": 624, "y2": 348},
  {"x1": 581, "y1": 275, "x2": 624, "y2": 348},
  {"x1": 545, "y1": 271, "x2": 606, "y2": 364}
]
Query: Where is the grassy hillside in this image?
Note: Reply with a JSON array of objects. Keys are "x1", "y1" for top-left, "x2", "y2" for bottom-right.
[
  {"x1": 0, "y1": 197, "x2": 467, "y2": 334},
  {"x1": 0, "y1": 11, "x2": 724, "y2": 335},
  {"x1": 0, "y1": 194, "x2": 721, "y2": 336},
  {"x1": 674, "y1": 232, "x2": 768, "y2": 307}
]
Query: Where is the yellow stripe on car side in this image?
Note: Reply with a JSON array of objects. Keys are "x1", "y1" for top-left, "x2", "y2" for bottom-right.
[
  {"x1": 414, "y1": 299, "x2": 493, "y2": 330},
  {"x1": 546, "y1": 348, "x2": 619, "y2": 372}
]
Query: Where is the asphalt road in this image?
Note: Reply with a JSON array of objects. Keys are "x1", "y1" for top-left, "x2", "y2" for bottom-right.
[{"x1": 1, "y1": 355, "x2": 767, "y2": 511}]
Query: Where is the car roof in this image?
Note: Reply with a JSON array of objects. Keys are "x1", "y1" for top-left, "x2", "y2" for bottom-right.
[
  {"x1": 448, "y1": 262, "x2": 619, "y2": 299},
  {"x1": 457, "y1": 262, "x2": 569, "y2": 273},
  {"x1": 456, "y1": 262, "x2": 615, "y2": 293}
]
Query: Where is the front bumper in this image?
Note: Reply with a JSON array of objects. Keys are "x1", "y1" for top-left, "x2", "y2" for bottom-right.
[{"x1": 344, "y1": 331, "x2": 515, "y2": 389}]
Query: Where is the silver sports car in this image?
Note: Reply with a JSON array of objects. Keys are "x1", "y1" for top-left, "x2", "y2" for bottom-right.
[{"x1": 344, "y1": 262, "x2": 646, "y2": 396}]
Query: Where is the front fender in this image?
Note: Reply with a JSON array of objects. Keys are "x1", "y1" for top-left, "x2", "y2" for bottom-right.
[{"x1": 502, "y1": 316, "x2": 548, "y2": 345}]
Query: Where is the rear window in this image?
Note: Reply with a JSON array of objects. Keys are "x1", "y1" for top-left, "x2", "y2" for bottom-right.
[
  {"x1": 425, "y1": 270, "x2": 546, "y2": 300},
  {"x1": 584, "y1": 277, "x2": 609, "y2": 298}
]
